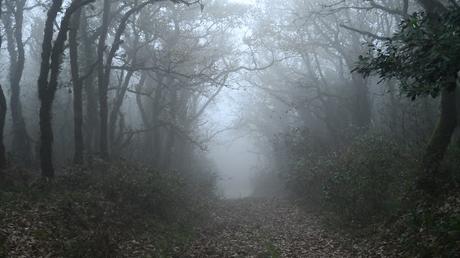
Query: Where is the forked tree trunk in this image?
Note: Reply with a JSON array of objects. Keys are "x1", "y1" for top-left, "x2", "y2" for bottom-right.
[
  {"x1": 97, "y1": 0, "x2": 162, "y2": 160},
  {"x1": 109, "y1": 70, "x2": 134, "y2": 148},
  {"x1": 37, "y1": 0, "x2": 63, "y2": 177},
  {"x1": 38, "y1": 0, "x2": 93, "y2": 177}
]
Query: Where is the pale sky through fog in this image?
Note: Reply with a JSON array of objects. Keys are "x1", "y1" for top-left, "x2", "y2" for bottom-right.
[
  {"x1": 229, "y1": 0, "x2": 256, "y2": 5},
  {"x1": 205, "y1": 80, "x2": 260, "y2": 199},
  {"x1": 204, "y1": 0, "x2": 260, "y2": 199}
]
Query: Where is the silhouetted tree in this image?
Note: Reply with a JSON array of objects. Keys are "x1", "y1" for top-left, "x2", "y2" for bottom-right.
[
  {"x1": 2, "y1": 0, "x2": 32, "y2": 165},
  {"x1": 69, "y1": 5, "x2": 84, "y2": 164},
  {"x1": 37, "y1": 0, "x2": 94, "y2": 177}
]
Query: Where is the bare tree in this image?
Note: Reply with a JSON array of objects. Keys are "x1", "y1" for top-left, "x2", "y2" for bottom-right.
[
  {"x1": 37, "y1": 0, "x2": 94, "y2": 177},
  {"x1": 2, "y1": 0, "x2": 32, "y2": 165}
]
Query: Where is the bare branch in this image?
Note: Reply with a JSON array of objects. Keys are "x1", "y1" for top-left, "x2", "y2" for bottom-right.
[{"x1": 340, "y1": 24, "x2": 390, "y2": 40}]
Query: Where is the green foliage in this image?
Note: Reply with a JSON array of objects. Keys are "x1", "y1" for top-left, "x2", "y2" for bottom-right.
[{"x1": 355, "y1": 9, "x2": 460, "y2": 100}]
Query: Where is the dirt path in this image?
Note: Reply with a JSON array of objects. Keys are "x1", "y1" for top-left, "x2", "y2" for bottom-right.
[{"x1": 176, "y1": 198, "x2": 356, "y2": 258}]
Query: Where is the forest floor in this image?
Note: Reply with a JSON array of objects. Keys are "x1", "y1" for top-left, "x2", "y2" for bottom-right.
[{"x1": 176, "y1": 198, "x2": 364, "y2": 258}]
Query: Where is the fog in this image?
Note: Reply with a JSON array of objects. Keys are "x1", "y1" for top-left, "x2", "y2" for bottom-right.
[
  {"x1": 0, "y1": 0, "x2": 450, "y2": 202},
  {"x1": 1, "y1": 0, "x2": 459, "y2": 256}
]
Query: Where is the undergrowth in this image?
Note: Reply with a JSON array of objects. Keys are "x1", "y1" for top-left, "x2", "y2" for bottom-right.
[
  {"x1": 279, "y1": 131, "x2": 460, "y2": 257},
  {"x1": 0, "y1": 161, "x2": 214, "y2": 257}
]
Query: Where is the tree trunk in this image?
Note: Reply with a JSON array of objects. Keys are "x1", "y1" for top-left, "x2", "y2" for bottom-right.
[
  {"x1": 98, "y1": 0, "x2": 160, "y2": 160},
  {"x1": 109, "y1": 70, "x2": 134, "y2": 148},
  {"x1": 151, "y1": 81, "x2": 164, "y2": 167},
  {"x1": 420, "y1": 86, "x2": 457, "y2": 191},
  {"x1": 351, "y1": 72, "x2": 372, "y2": 130},
  {"x1": 0, "y1": 85, "x2": 7, "y2": 170},
  {"x1": 386, "y1": 80, "x2": 399, "y2": 134},
  {"x1": 39, "y1": 99, "x2": 54, "y2": 177},
  {"x1": 0, "y1": 0, "x2": 6, "y2": 170},
  {"x1": 70, "y1": 6, "x2": 84, "y2": 164},
  {"x1": 80, "y1": 8, "x2": 99, "y2": 155},
  {"x1": 37, "y1": 0, "x2": 93, "y2": 177},
  {"x1": 161, "y1": 84, "x2": 178, "y2": 170},
  {"x1": 416, "y1": 0, "x2": 456, "y2": 193},
  {"x1": 37, "y1": 0, "x2": 64, "y2": 177},
  {"x1": 97, "y1": 0, "x2": 111, "y2": 160},
  {"x1": 456, "y1": 73, "x2": 460, "y2": 147},
  {"x1": 3, "y1": 0, "x2": 32, "y2": 165},
  {"x1": 109, "y1": 25, "x2": 140, "y2": 149}
]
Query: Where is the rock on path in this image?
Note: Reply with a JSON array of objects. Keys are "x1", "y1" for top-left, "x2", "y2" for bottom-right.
[{"x1": 175, "y1": 198, "x2": 355, "y2": 257}]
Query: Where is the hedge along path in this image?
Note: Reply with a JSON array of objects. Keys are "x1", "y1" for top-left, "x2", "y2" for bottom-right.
[{"x1": 175, "y1": 198, "x2": 357, "y2": 258}]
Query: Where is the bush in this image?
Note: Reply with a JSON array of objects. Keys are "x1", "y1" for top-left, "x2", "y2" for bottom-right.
[
  {"x1": 324, "y1": 134, "x2": 417, "y2": 224},
  {"x1": 389, "y1": 193, "x2": 460, "y2": 257},
  {"x1": 280, "y1": 128, "x2": 337, "y2": 206},
  {"x1": 281, "y1": 130, "x2": 417, "y2": 225},
  {"x1": 284, "y1": 152, "x2": 336, "y2": 206},
  {"x1": 278, "y1": 127, "x2": 460, "y2": 256}
]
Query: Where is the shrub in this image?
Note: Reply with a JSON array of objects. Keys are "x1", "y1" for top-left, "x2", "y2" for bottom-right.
[
  {"x1": 391, "y1": 193, "x2": 460, "y2": 257},
  {"x1": 280, "y1": 128, "x2": 337, "y2": 206},
  {"x1": 323, "y1": 134, "x2": 417, "y2": 224},
  {"x1": 281, "y1": 130, "x2": 417, "y2": 224}
]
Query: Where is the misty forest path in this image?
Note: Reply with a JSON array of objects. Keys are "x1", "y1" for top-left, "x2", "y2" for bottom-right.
[{"x1": 177, "y1": 198, "x2": 356, "y2": 258}]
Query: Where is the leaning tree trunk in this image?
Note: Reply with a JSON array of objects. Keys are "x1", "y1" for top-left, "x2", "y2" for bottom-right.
[
  {"x1": 98, "y1": 0, "x2": 162, "y2": 160},
  {"x1": 109, "y1": 26, "x2": 139, "y2": 150}
]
